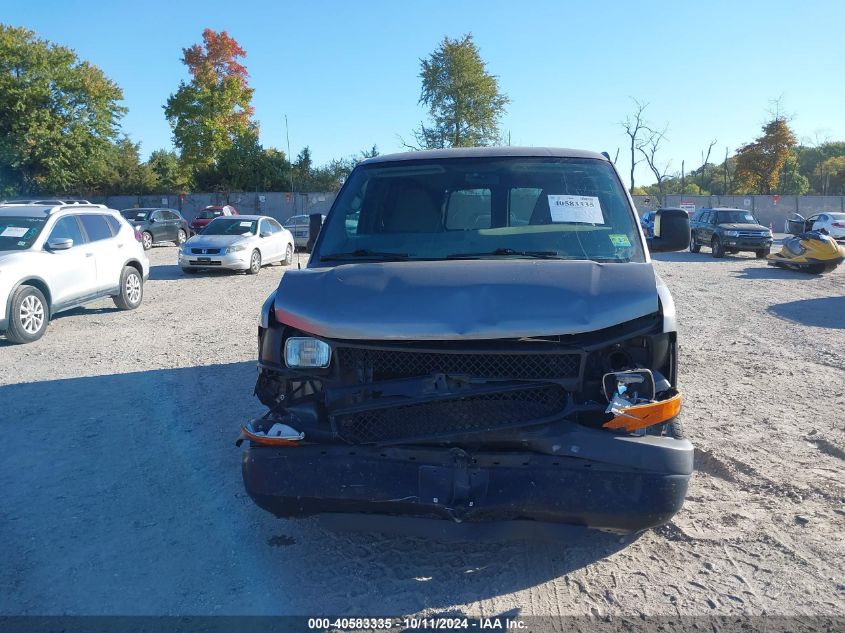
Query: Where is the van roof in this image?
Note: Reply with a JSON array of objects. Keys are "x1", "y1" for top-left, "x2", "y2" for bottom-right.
[{"x1": 359, "y1": 146, "x2": 608, "y2": 165}]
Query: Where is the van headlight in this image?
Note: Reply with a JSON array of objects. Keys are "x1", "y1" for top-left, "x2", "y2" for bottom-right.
[{"x1": 284, "y1": 337, "x2": 331, "y2": 368}]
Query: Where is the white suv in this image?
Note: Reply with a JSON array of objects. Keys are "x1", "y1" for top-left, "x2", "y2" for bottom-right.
[{"x1": 0, "y1": 203, "x2": 150, "y2": 344}]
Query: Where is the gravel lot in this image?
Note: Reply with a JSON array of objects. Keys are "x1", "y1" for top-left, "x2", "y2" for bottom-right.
[{"x1": 1, "y1": 239, "x2": 843, "y2": 616}]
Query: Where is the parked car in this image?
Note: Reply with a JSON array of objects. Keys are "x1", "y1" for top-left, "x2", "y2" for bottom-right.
[
  {"x1": 179, "y1": 215, "x2": 294, "y2": 274},
  {"x1": 283, "y1": 214, "x2": 326, "y2": 250},
  {"x1": 640, "y1": 210, "x2": 656, "y2": 236},
  {"x1": 241, "y1": 147, "x2": 694, "y2": 536},
  {"x1": 786, "y1": 212, "x2": 845, "y2": 241},
  {"x1": 0, "y1": 202, "x2": 149, "y2": 344},
  {"x1": 120, "y1": 208, "x2": 190, "y2": 250},
  {"x1": 689, "y1": 207, "x2": 773, "y2": 258},
  {"x1": 188, "y1": 205, "x2": 238, "y2": 234}
]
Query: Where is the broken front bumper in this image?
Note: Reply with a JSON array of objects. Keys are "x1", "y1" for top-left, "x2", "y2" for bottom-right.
[{"x1": 242, "y1": 425, "x2": 693, "y2": 534}]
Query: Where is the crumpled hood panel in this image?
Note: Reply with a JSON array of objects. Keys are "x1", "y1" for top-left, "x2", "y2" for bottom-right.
[{"x1": 274, "y1": 260, "x2": 658, "y2": 340}]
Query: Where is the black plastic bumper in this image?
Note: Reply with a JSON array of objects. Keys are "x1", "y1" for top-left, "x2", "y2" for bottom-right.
[{"x1": 242, "y1": 433, "x2": 692, "y2": 534}]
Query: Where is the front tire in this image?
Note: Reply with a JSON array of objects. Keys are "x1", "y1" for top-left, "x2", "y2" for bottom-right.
[
  {"x1": 142, "y1": 231, "x2": 153, "y2": 250},
  {"x1": 283, "y1": 243, "x2": 294, "y2": 266},
  {"x1": 755, "y1": 248, "x2": 770, "y2": 259},
  {"x1": 247, "y1": 249, "x2": 261, "y2": 275},
  {"x1": 175, "y1": 229, "x2": 187, "y2": 245},
  {"x1": 5, "y1": 285, "x2": 49, "y2": 344},
  {"x1": 711, "y1": 237, "x2": 725, "y2": 258},
  {"x1": 113, "y1": 266, "x2": 143, "y2": 310},
  {"x1": 689, "y1": 233, "x2": 701, "y2": 253}
]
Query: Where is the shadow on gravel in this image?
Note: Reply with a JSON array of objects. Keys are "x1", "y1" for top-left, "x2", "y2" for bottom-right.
[
  {"x1": 52, "y1": 304, "x2": 122, "y2": 320},
  {"x1": 0, "y1": 361, "x2": 638, "y2": 613},
  {"x1": 768, "y1": 296, "x2": 845, "y2": 329},
  {"x1": 735, "y1": 266, "x2": 806, "y2": 279},
  {"x1": 149, "y1": 263, "x2": 241, "y2": 280},
  {"x1": 651, "y1": 251, "x2": 759, "y2": 263}
]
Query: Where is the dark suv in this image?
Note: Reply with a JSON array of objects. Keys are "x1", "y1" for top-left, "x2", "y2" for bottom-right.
[
  {"x1": 240, "y1": 147, "x2": 694, "y2": 536},
  {"x1": 689, "y1": 207, "x2": 772, "y2": 258},
  {"x1": 120, "y1": 208, "x2": 190, "y2": 250}
]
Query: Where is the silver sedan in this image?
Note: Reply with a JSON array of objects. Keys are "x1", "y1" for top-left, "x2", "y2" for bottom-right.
[{"x1": 178, "y1": 215, "x2": 294, "y2": 274}]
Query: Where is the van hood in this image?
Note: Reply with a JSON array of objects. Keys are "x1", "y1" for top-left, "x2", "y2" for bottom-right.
[{"x1": 273, "y1": 260, "x2": 659, "y2": 340}]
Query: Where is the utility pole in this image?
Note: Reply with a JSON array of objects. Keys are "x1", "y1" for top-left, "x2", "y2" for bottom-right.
[{"x1": 681, "y1": 160, "x2": 685, "y2": 193}]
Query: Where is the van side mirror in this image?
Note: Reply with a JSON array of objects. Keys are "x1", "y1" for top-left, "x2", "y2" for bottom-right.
[
  {"x1": 307, "y1": 213, "x2": 323, "y2": 252},
  {"x1": 647, "y1": 208, "x2": 690, "y2": 253}
]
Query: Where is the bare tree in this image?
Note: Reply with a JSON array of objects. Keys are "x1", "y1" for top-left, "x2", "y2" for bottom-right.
[
  {"x1": 621, "y1": 99, "x2": 649, "y2": 193},
  {"x1": 638, "y1": 125, "x2": 671, "y2": 196},
  {"x1": 698, "y1": 139, "x2": 717, "y2": 193}
]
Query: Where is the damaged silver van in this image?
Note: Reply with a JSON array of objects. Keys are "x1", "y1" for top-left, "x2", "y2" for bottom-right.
[{"x1": 240, "y1": 147, "x2": 693, "y2": 535}]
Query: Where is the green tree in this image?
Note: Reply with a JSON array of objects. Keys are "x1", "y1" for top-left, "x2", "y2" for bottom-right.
[
  {"x1": 98, "y1": 138, "x2": 159, "y2": 195},
  {"x1": 734, "y1": 115, "x2": 797, "y2": 194},
  {"x1": 815, "y1": 156, "x2": 845, "y2": 195},
  {"x1": 795, "y1": 142, "x2": 845, "y2": 193},
  {"x1": 164, "y1": 29, "x2": 255, "y2": 172},
  {"x1": 197, "y1": 131, "x2": 263, "y2": 192},
  {"x1": 412, "y1": 34, "x2": 509, "y2": 149},
  {"x1": 148, "y1": 149, "x2": 192, "y2": 192},
  {"x1": 776, "y1": 153, "x2": 809, "y2": 195},
  {"x1": 0, "y1": 25, "x2": 125, "y2": 194}
]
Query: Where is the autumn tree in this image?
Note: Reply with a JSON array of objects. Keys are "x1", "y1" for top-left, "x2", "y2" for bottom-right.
[
  {"x1": 412, "y1": 34, "x2": 509, "y2": 149},
  {"x1": 734, "y1": 114, "x2": 797, "y2": 194},
  {"x1": 164, "y1": 29, "x2": 255, "y2": 172},
  {"x1": 0, "y1": 25, "x2": 125, "y2": 195}
]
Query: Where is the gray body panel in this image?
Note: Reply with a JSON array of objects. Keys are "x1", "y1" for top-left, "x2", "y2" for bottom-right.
[
  {"x1": 359, "y1": 146, "x2": 608, "y2": 165},
  {"x1": 273, "y1": 259, "x2": 658, "y2": 340}
]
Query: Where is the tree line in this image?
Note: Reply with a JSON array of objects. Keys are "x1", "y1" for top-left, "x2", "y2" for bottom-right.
[
  {"x1": 2, "y1": 23, "x2": 843, "y2": 198},
  {"x1": 0, "y1": 26, "x2": 379, "y2": 197},
  {"x1": 622, "y1": 99, "x2": 845, "y2": 198}
]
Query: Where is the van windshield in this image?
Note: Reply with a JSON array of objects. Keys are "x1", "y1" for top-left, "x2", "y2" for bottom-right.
[{"x1": 313, "y1": 157, "x2": 644, "y2": 264}]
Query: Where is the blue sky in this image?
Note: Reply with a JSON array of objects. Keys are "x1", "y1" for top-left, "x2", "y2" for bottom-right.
[{"x1": 7, "y1": 1, "x2": 845, "y2": 187}]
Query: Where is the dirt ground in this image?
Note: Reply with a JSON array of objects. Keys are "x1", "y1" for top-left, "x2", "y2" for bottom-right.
[{"x1": 1, "y1": 238, "x2": 843, "y2": 617}]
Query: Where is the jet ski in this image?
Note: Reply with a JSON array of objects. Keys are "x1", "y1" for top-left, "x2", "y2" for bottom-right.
[{"x1": 767, "y1": 231, "x2": 845, "y2": 274}]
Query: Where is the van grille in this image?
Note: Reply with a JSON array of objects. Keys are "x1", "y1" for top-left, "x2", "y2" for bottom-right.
[
  {"x1": 334, "y1": 384, "x2": 568, "y2": 444},
  {"x1": 335, "y1": 347, "x2": 580, "y2": 382}
]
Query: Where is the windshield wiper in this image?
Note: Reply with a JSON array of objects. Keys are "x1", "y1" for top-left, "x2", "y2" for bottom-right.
[
  {"x1": 320, "y1": 249, "x2": 410, "y2": 261},
  {"x1": 446, "y1": 248, "x2": 563, "y2": 260}
]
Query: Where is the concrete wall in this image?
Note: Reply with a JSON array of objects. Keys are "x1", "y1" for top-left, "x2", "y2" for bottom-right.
[
  {"x1": 91, "y1": 192, "x2": 338, "y2": 224},
  {"x1": 91, "y1": 190, "x2": 845, "y2": 232},
  {"x1": 632, "y1": 194, "x2": 845, "y2": 229}
]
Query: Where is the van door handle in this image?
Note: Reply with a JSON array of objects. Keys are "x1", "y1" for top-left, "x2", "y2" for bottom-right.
[
  {"x1": 85, "y1": 252, "x2": 94, "y2": 257},
  {"x1": 117, "y1": 243, "x2": 124, "y2": 248}
]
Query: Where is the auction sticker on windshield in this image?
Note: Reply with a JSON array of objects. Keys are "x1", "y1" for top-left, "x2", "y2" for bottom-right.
[
  {"x1": 548, "y1": 195, "x2": 604, "y2": 224},
  {"x1": 1, "y1": 226, "x2": 28, "y2": 238},
  {"x1": 609, "y1": 233, "x2": 631, "y2": 247}
]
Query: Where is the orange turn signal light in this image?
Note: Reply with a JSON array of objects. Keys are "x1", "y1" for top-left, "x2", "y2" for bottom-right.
[
  {"x1": 238, "y1": 425, "x2": 304, "y2": 447},
  {"x1": 602, "y1": 392, "x2": 682, "y2": 432}
]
